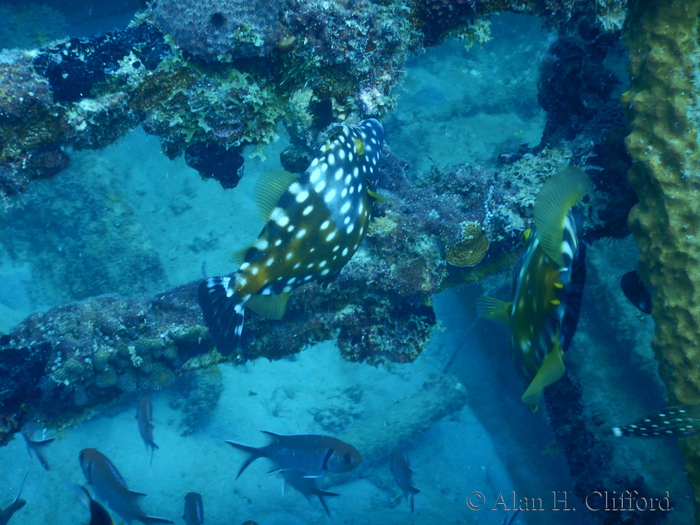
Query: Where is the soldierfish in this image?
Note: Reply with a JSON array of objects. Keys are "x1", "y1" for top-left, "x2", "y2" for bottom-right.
[
  {"x1": 0, "y1": 475, "x2": 27, "y2": 525},
  {"x1": 389, "y1": 450, "x2": 420, "y2": 513},
  {"x1": 477, "y1": 167, "x2": 591, "y2": 410},
  {"x1": 79, "y1": 448, "x2": 173, "y2": 525},
  {"x1": 198, "y1": 119, "x2": 385, "y2": 355},
  {"x1": 183, "y1": 492, "x2": 204, "y2": 525},
  {"x1": 21, "y1": 422, "x2": 54, "y2": 471},
  {"x1": 226, "y1": 431, "x2": 363, "y2": 479},
  {"x1": 136, "y1": 397, "x2": 159, "y2": 466},
  {"x1": 282, "y1": 469, "x2": 339, "y2": 517},
  {"x1": 612, "y1": 405, "x2": 700, "y2": 438}
]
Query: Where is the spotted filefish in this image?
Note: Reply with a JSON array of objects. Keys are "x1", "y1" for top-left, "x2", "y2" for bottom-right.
[
  {"x1": 477, "y1": 167, "x2": 591, "y2": 410},
  {"x1": 226, "y1": 431, "x2": 363, "y2": 478},
  {"x1": 198, "y1": 119, "x2": 385, "y2": 356},
  {"x1": 79, "y1": 448, "x2": 173, "y2": 525},
  {"x1": 612, "y1": 405, "x2": 700, "y2": 437}
]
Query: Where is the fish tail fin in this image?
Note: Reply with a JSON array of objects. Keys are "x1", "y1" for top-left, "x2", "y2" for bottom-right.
[
  {"x1": 142, "y1": 516, "x2": 175, "y2": 524},
  {"x1": 198, "y1": 275, "x2": 246, "y2": 356},
  {"x1": 318, "y1": 490, "x2": 340, "y2": 518},
  {"x1": 534, "y1": 167, "x2": 591, "y2": 267},
  {"x1": 226, "y1": 440, "x2": 264, "y2": 479},
  {"x1": 521, "y1": 337, "x2": 565, "y2": 409},
  {"x1": 476, "y1": 296, "x2": 511, "y2": 325},
  {"x1": 410, "y1": 493, "x2": 415, "y2": 513}
]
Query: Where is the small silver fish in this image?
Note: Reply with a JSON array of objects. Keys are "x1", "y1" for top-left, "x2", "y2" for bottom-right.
[
  {"x1": 198, "y1": 119, "x2": 385, "y2": 355},
  {"x1": 183, "y1": 492, "x2": 204, "y2": 525},
  {"x1": 612, "y1": 405, "x2": 700, "y2": 437},
  {"x1": 79, "y1": 448, "x2": 173, "y2": 525},
  {"x1": 226, "y1": 431, "x2": 363, "y2": 478},
  {"x1": 0, "y1": 474, "x2": 27, "y2": 525},
  {"x1": 136, "y1": 397, "x2": 159, "y2": 466},
  {"x1": 389, "y1": 450, "x2": 420, "y2": 513},
  {"x1": 282, "y1": 469, "x2": 339, "y2": 517},
  {"x1": 21, "y1": 422, "x2": 54, "y2": 471}
]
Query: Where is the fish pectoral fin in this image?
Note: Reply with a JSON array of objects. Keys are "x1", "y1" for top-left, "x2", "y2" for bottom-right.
[
  {"x1": 521, "y1": 344, "x2": 565, "y2": 407},
  {"x1": 246, "y1": 293, "x2": 290, "y2": 320},
  {"x1": 367, "y1": 189, "x2": 387, "y2": 202},
  {"x1": 129, "y1": 490, "x2": 147, "y2": 497},
  {"x1": 475, "y1": 296, "x2": 511, "y2": 325}
]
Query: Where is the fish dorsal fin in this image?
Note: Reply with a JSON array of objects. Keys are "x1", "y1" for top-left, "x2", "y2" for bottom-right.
[
  {"x1": 475, "y1": 296, "x2": 511, "y2": 325},
  {"x1": 534, "y1": 167, "x2": 591, "y2": 267},
  {"x1": 246, "y1": 293, "x2": 290, "y2": 320},
  {"x1": 521, "y1": 338, "x2": 565, "y2": 408},
  {"x1": 231, "y1": 247, "x2": 248, "y2": 265},
  {"x1": 254, "y1": 170, "x2": 298, "y2": 222}
]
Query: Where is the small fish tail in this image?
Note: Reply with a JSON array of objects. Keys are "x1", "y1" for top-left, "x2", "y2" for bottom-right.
[
  {"x1": 141, "y1": 516, "x2": 174, "y2": 524},
  {"x1": 226, "y1": 440, "x2": 264, "y2": 479},
  {"x1": 198, "y1": 275, "x2": 246, "y2": 356}
]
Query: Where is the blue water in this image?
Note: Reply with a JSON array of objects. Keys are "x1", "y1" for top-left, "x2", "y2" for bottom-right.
[{"x1": 0, "y1": 9, "x2": 693, "y2": 525}]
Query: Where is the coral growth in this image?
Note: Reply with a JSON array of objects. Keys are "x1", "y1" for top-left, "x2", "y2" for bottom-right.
[
  {"x1": 170, "y1": 366, "x2": 224, "y2": 435},
  {"x1": 151, "y1": 0, "x2": 287, "y2": 61},
  {"x1": 623, "y1": 0, "x2": 700, "y2": 520},
  {"x1": 446, "y1": 221, "x2": 490, "y2": 267}
]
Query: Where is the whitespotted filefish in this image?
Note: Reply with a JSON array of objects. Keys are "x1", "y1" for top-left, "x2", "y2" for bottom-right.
[
  {"x1": 79, "y1": 448, "x2": 173, "y2": 524},
  {"x1": 389, "y1": 450, "x2": 420, "y2": 513},
  {"x1": 198, "y1": 119, "x2": 385, "y2": 356},
  {"x1": 477, "y1": 167, "x2": 591, "y2": 410},
  {"x1": 612, "y1": 405, "x2": 700, "y2": 437},
  {"x1": 226, "y1": 431, "x2": 363, "y2": 478}
]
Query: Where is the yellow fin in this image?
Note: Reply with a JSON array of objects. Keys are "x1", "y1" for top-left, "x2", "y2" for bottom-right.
[
  {"x1": 534, "y1": 167, "x2": 592, "y2": 266},
  {"x1": 475, "y1": 296, "x2": 511, "y2": 325},
  {"x1": 231, "y1": 247, "x2": 248, "y2": 265},
  {"x1": 246, "y1": 293, "x2": 290, "y2": 320},
  {"x1": 521, "y1": 339, "x2": 565, "y2": 407},
  {"x1": 254, "y1": 170, "x2": 298, "y2": 222},
  {"x1": 367, "y1": 189, "x2": 386, "y2": 202}
]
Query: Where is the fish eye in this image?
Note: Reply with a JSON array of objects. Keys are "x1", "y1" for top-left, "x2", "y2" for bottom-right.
[{"x1": 342, "y1": 452, "x2": 354, "y2": 465}]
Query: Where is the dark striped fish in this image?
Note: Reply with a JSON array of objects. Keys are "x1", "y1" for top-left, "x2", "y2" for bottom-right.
[
  {"x1": 0, "y1": 475, "x2": 27, "y2": 525},
  {"x1": 612, "y1": 405, "x2": 700, "y2": 437},
  {"x1": 477, "y1": 168, "x2": 591, "y2": 410},
  {"x1": 79, "y1": 448, "x2": 173, "y2": 525},
  {"x1": 183, "y1": 492, "x2": 203, "y2": 525},
  {"x1": 198, "y1": 119, "x2": 385, "y2": 355},
  {"x1": 389, "y1": 450, "x2": 420, "y2": 513},
  {"x1": 136, "y1": 397, "x2": 159, "y2": 466},
  {"x1": 282, "y1": 469, "x2": 339, "y2": 517},
  {"x1": 226, "y1": 431, "x2": 362, "y2": 478}
]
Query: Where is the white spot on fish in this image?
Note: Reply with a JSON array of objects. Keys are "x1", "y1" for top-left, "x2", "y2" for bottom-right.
[
  {"x1": 320, "y1": 220, "x2": 330, "y2": 230},
  {"x1": 254, "y1": 239, "x2": 269, "y2": 250},
  {"x1": 295, "y1": 229, "x2": 307, "y2": 239},
  {"x1": 315, "y1": 180, "x2": 327, "y2": 193},
  {"x1": 296, "y1": 190, "x2": 309, "y2": 203},
  {"x1": 335, "y1": 168, "x2": 344, "y2": 180},
  {"x1": 341, "y1": 202, "x2": 351, "y2": 214},
  {"x1": 265, "y1": 258, "x2": 275, "y2": 267},
  {"x1": 346, "y1": 224, "x2": 354, "y2": 234},
  {"x1": 320, "y1": 269, "x2": 330, "y2": 276},
  {"x1": 326, "y1": 231, "x2": 337, "y2": 242},
  {"x1": 251, "y1": 267, "x2": 259, "y2": 275},
  {"x1": 271, "y1": 208, "x2": 289, "y2": 227},
  {"x1": 288, "y1": 182, "x2": 302, "y2": 195},
  {"x1": 328, "y1": 153, "x2": 335, "y2": 165},
  {"x1": 285, "y1": 252, "x2": 293, "y2": 260},
  {"x1": 303, "y1": 205, "x2": 313, "y2": 215},
  {"x1": 324, "y1": 189, "x2": 337, "y2": 203}
]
